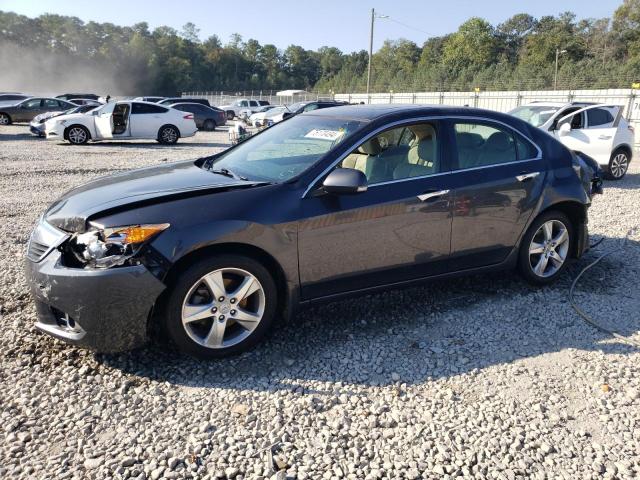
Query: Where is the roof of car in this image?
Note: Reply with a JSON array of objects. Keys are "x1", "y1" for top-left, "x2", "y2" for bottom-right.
[{"x1": 305, "y1": 104, "x2": 518, "y2": 122}]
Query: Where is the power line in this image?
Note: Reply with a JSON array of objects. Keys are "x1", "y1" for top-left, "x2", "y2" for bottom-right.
[{"x1": 383, "y1": 16, "x2": 433, "y2": 37}]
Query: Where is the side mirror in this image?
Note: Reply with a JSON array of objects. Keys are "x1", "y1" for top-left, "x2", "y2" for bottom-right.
[
  {"x1": 282, "y1": 112, "x2": 292, "y2": 119},
  {"x1": 321, "y1": 168, "x2": 367, "y2": 195},
  {"x1": 558, "y1": 122, "x2": 571, "y2": 136}
]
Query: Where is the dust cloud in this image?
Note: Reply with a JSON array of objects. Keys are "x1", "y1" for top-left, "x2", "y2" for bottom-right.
[{"x1": 0, "y1": 43, "x2": 137, "y2": 96}]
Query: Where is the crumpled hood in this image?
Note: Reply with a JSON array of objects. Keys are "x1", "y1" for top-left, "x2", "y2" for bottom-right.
[
  {"x1": 45, "y1": 160, "x2": 253, "y2": 232},
  {"x1": 33, "y1": 111, "x2": 63, "y2": 123}
]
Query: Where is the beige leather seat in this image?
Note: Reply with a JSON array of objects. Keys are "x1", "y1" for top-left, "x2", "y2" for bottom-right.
[
  {"x1": 393, "y1": 125, "x2": 437, "y2": 179},
  {"x1": 341, "y1": 137, "x2": 382, "y2": 175}
]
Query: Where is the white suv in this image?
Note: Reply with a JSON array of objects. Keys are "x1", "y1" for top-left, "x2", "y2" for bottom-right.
[
  {"x1": 218, "y1": 99, "x2": 267, "y2": 120},
  {"x1": 509, "y1": 102, "x2": 635, "y2": 179}
]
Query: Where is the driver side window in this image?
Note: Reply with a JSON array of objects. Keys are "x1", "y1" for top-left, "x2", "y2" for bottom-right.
[
  {"x1": 337, "y1": 123, "x2": 439, "y2": 185},
  {"x1": 557, "y1": 108, "x2": 584, "y2": 130}
]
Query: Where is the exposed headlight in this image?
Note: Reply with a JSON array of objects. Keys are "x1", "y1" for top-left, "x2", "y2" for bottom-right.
[{"x1": 69, "y1": 222, "x2": 169, "y2": 268}]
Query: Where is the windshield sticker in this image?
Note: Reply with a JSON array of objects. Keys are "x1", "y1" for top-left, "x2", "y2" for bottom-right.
[{"x1": 304, "y1": 129, "x2": 345, "y2": 141}]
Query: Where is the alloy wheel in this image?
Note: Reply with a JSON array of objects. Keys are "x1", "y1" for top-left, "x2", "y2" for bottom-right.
[
  {"x1": 528, "y1": 220, "x2": 570, "y2": 278},
  {"x1": 161, "y1": 127, "x2": 178, "y2": 143},
  {"x1": 0, "y1": 114, "x2": 9, "y2": 125},
  {"x1": 610, "y1": 153, "x2": 629, "y2": 179},
  {"x1": 68, "y1": 127, "x2": 87, "y2": 144},
  {"x1": 181, "y1": 268, "x2": 265, "y2": 349}
]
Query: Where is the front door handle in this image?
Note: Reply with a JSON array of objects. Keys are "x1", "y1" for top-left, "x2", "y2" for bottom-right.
[
  {"x1": 598, "y1": 135, "x2": 612, "y2": 140},
  {"x1": 516, "y1": 172, "x2": 540, "y2": 182},
  {"x1": 417, "y1": 189, "x2": 450, "y2": 202}
]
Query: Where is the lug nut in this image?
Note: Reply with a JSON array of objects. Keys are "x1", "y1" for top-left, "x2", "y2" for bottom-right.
[
  {"x1": 219, "y1": 315, "x2": 225, "y2": 321},
  {"x1": 211, "y1": 307, "x2": 217, "y2": 313},
  {"x1": 218, "y1": 296, "x2": 225, "y2": 302},
  {"x1": 230, "y1": 298, "x2": 236, "y2": 304},
  {"x1": 230, "y1": 309, "x2": 236, "y2": 316}
]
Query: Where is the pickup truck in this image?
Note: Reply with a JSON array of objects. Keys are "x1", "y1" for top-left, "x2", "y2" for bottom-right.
[{"x1": 218, "y1": 99, "x2": 269, "y2": 120}]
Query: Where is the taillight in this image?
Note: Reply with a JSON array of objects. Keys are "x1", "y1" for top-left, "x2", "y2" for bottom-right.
[{"x1": 183, "y1": 114, "x2": 194, "y2": 120}]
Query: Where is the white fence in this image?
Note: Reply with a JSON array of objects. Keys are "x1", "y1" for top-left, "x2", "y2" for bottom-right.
[
  {"x1": 334, "y1": 89, "x2": 640, "y2": 146},
  {"x1": 181, "y1": 91, "x2": 332, "y2": 107}
]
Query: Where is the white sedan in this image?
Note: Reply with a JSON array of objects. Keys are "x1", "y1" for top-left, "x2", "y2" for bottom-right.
[{"x1": 45, "y1": 101, "x2": 197, "y2": 145}]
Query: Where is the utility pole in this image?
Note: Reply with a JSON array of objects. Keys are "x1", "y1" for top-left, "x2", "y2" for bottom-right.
[
  {"x1": 366, "y1": 8, "x2": 375, "y2": 102},
  {"x1": 554, "y1": 48, "x2": 567, "y2": 90}
]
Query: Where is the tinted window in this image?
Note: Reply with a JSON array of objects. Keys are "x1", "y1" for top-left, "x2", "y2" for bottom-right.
[
  {"x1": 339, "y1": 122, "x2": 439, "y2": 184},
  {"x1": 454, "y1": 123, "x2": 517, "y2": 169},
  {"x1": 132, "y1": 103, "x2": 167, "y2": 114},
  {"x1": 249, "y1": 100, "x2": 259, "y2": 107},
  {"x1": 587, "y1": 108, "x2": 614, "y2": 127},
  {"x1": 1, "y1": 95, "x2": 27, "y2": 101},
  {"x1": 43, "y1": 99, "x2": 60, "y2": 108},
  {"x1": 303, "y1": 104, "x2": 319, "y2": 112}
]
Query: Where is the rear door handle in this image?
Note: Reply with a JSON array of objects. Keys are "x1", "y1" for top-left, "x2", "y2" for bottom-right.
[
  {"x1": 598, "y1": 135, "x2": 612, "y2": 140},
  {"x1": 417, "y1": 189, "x2": 450, "y2": 202},
  {"x1": 516, "y1": 172, "x2": 540, "y2": 182}
]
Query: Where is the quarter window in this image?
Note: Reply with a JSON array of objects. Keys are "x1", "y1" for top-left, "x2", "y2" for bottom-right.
[
  {"x1": 338, "y1": 122, "x2": 439, "y2": 184},
  {"x1": 132, "y1": 103, "x2": 167, "y2": 114},
  {"x1": 454, "y1": 123, "x2": 517, "y2": 169}
]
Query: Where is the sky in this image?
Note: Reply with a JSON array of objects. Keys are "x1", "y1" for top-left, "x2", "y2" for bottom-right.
[{"x1": 0, "y1": 0, "x2": 624, "y2": 53}]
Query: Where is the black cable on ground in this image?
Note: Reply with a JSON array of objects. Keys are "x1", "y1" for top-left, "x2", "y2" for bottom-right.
[{"x1": 569, "y1": 229, "x2": 640, "y2": 349}]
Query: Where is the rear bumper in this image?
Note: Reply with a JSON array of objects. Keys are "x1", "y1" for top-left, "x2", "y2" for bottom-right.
[{"x1": 24, "y1": 250, "x2": 166, "y2": 352}]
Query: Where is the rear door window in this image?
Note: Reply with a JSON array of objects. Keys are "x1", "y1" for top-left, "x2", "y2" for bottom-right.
[
  {"x1": 132, "y1": 103, "x2": 168, "y2": 114},
  {"x1": 454, "y1": 123, "x2": 517, "y2": 169},
  {"x1": 587, "y1": 108, "x2": 615, "y2": 128}
]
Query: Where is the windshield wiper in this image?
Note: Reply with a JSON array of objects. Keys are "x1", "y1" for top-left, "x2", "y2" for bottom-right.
[{"x1": 209, "y1": 167, "x2": 248, "y2": 181}]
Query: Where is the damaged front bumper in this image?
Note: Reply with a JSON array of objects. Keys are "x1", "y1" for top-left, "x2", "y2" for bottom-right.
[{"x1": 24, "y1": 247, "x2": 166, "y2": 353}]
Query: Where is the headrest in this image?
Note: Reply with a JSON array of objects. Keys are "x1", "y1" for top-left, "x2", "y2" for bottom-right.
[
  {"x1": 456, "y1": 132, "x2": 482, "y2": 148},
  {"x1": 358, "y1": 137, "x2": 382, "y2": 155},
  {"x1": 485, "y1": 132, "x2": 512, "y2": 151},
  {"x1": 417, "y1": 136, "x2": 434, "y2": 160}
]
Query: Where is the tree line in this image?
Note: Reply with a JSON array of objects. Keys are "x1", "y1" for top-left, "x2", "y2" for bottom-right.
[{"x1": 0, "y1": 1, "x2": 639, "y2": 96}]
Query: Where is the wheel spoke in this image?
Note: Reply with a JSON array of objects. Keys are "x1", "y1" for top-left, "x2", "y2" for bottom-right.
[
  {"x1": 230, "y1": 275, "x2": 259, "y2": 302},
  {"x1": 204, "y1": 318, "x2": 226, "y2": 347},
  {"x1": 548, "y1": 250, "x2": 564, "y2": 267},
  {"x1": 542, "y1": 222, "x2": 553, "y2": 241},
  {"x1": 552, "y1": 228, "x2": 568, "y2": 246},
  {"x1": 529, "y1": 241, "x2": 545, "y2": 255},
  {"x1": 182, "y1": 303, "x2": 214, "y2": 324},
  {"x1": 534, "y1": 255, "x2": 549, "y2": 276},
  {"x1": 203, "y1": 270, "x2": 227, "y2": 300},
  {"x1": 233, "y1": 307, "x2": 261, "y2": 329}
]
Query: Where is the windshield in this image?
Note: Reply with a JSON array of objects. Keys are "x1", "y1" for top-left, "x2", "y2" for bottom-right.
[
  {"x1": 264, "y1": 106, "x2": 287, "y2": 117},
  {"x1": 207, "y1": 115, "x2": 366, "y2": 182},
  {"x1": 286, "y1": 102, "x2": 306, "y2": 113},
  {"x1": 509, "y1": 105, "x2": 561, "y2": 127}
]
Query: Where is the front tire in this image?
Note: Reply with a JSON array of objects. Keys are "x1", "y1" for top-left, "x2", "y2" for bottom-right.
[
  {"x1": 158, "y1": 125, "x2": 179, "y2": 144},
  {"x1": 0, "y1": 113, "x2": 12, "y2": 125},
  {"x1": 66, "y1": 125, "x2": 89, "y2": 145},
  {"x1": 518, "y1": 211, "x2": 573, "y2": 285},
  {"x1": 162, "y1": 255, "x2": 278, "y2": 359},
  {"x1": 605, "y1": 148, "x2": 630, "y2": 180}
]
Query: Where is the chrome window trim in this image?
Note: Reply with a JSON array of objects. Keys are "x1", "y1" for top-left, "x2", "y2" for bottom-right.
[{"x1": 302, "y1": 114, "x2": 543, "y2": 198}]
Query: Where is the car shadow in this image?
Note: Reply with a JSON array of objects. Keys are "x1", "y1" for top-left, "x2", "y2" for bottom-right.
[
  {"x1": 603, "y1": 172, "x2": 640, "y2": 190},
  {"x1": 88, "y1": 234, "x2": 640, "y2": 394}
]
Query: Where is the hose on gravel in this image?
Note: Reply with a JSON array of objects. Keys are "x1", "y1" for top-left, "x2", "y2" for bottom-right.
[{"x1": 569, "y1": 229, "x2": 640, "y2": 349}]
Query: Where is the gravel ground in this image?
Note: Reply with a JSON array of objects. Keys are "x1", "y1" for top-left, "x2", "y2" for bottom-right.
[{"x1": 0, "y1": 123, "x2": 639, "y2": 480}]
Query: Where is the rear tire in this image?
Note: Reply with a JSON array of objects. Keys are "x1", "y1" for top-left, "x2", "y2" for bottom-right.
[
  {"x1": 518, "y1": 211, "x2": 573, "y2": 285},
  {"x1": 0, "y1": 113, "x2": 11, "y2": 125},
  {"x1": 158, "y1": 125, "x2": 179, "y2": 144},
  {"x1": 162, "y1": 254, "x2": 278, "y2": 359},
  {"x1": 605, "y1": 148, "x2": 630, "y2": 180},
  {"x1": 203, "y1": 119, "x2": 216, "y2": 131},
  {"x1": 66, "y1": 125, "x2": 89, "y2": 145}
]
